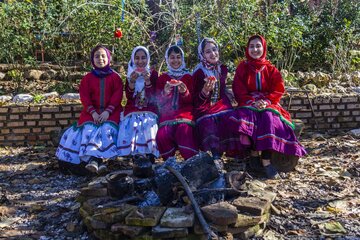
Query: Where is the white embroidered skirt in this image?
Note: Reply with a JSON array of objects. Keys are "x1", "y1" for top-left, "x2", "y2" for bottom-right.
[
  {"x1": 56, "y1": 122, "x2": 118, "y2": 164},
  {"x1": 117, "y1": 112, "x2": 159, "y2": 157}
]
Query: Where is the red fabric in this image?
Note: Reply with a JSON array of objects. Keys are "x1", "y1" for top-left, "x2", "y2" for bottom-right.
[
  {"x1": 156, "y1": 73, "x2": 194, "y2": 123},
  {"x1": 123, "y1": 70, "x2": 158, "y2": 116},
  {"x1": 245, "y1": 35, "x2": 271, "y2": 72},
  {"x1": 232, "y1": 61, "x2": 291, "y2": 122},
  {"x1": 78, "y1": 72, "x2": 123, "y2": 126},
  {"x1": 192, "y1": 65, "x2": 232, "y2": 119}
]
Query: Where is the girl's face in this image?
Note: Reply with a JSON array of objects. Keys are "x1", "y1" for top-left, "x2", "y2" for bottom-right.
[
  {"x1": 248, "y1": 38, "x2": 264, "y2": 59},
  {"x1": 134, "y1": 50, "x2": 148, "y2": 68},
  {"x1": 168, "y1": 51, "x2": 182, "y2": 69},
  {"x1": 93, "y1": 48, "x2": 109, "y2": 68},
  {"x1": 203, "y1": 42, "x2": 219, "y2": 64}
]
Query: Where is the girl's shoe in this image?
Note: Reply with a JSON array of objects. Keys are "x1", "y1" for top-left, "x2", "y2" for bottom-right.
[
  {"x1": 85, "y1": 160, "x2": 98, "y2": 173},
  {"x1": 264, "y1": 164, "x2": 280, "y2": 179},
  {"x1": 248, "y1": 156, "x2": 264, "y2": 172},
  {"x1": 97, "y1": 164, "x2": 108, "y2": 175}
]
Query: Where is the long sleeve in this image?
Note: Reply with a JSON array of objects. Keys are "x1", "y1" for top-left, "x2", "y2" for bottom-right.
[
  {"x1": 264, "y1": 67, "x2": 284, "y2": 104},
  {"x1": 106, "y1": 74, "x2": 124, "y2": 114},
  {"x1": 79, "y1": 74, "x2": 96, "y2": 114},
  {"x1": 232, "y1": 62, "x2": 255, "y2": 105},
  {"x1": 193, "y1": 69, "x2": 209, "y2": 108}
]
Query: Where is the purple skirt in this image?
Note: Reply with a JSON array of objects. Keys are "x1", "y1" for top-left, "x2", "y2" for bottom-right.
[
  {"x1": 231, "y1": 107, "x2": 306, "y2": 157},
  {"x1": 196, "y1": 109, "x2": 251, "y2": 156}
]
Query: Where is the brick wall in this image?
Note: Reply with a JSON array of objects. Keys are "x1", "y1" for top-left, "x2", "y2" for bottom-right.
[{"x1": 0, "y1": 95, "x2": 359, "y2": 146}]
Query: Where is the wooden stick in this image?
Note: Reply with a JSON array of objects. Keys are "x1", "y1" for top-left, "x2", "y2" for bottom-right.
[{"x1": 165, "y1": 166, "x2": 218, "y2": 240}]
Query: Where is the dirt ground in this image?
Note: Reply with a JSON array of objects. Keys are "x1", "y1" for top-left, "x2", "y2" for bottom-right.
[{"x1": 0, "y1": 131, "x2": 359, "y2": 240}]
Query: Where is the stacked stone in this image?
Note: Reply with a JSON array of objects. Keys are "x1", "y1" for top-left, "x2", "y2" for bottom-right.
[{"x1": 77, "y1": 176, "x2": 276, "y2": 240}]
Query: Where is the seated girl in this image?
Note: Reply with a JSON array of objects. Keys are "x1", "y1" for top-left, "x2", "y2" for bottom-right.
[
  {"x1": 232, "y1": 35, "x2": 306, "y2": 179},
  {"x1": 156, "y1": 45, "x2": 198, "y2": 160},
  {"x1": 117, "y1": 46, "x2": 159, "y2": 161}
]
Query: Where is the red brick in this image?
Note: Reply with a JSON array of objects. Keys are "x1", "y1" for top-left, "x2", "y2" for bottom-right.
[
  {"x1": 9, "y1": 115, "x2": 20, "y2": 120},
  {"x1": 7, "y1": 122, "x2": 25, "y2": 127},
  {"x1": 44, "y1": 127, "x2": 61, "y2": 133},
  {"x1": 27, "y1": 135, "x2": 37, "y2": 141},
  {"x1": 42, "y1": 114, "x2": 52, "y2": 119},
  {"x1": 347, "y1": 104, "x2": 360, "y2": 109},
  {"x1": 319, "y1": 105, "x2": 334, "y2": 110},
  {"x1": 0, "y1": 136, "x2": 4, "y2": 141},
  {"x1": 55, "y1": 113, "x2": 72, "y2": 118},
  {"x1": 74, "y1": 113, "x2": 80, "y2": 118},
  {"x1": 41, "y1": 106, "x2": 59, "y2": 112},
  {"x1": 26, "y1": 121, "x2": 37, "y2": 126},
  {"x1": 0, "y1": 108, "x2": 9, "y2": 113},
  {"x1": 23, "y1": 114, "x2": 41, "y2": 120},
  {"x1": 38, "y1": 135, "x2": 50, "y2": 140},
  {"x1": 38, "y1": 120, "x2": 57, "y2": 126},
  {"x1": 30, "y1": 107, "x2": 41, "y2": 112},
  {"x1": 11, "y1": 107, "x2": 29, "y2": 113},
  {"x1": 61, "y1": 106, "x2": 72, "y2": 111},
  {"x1": 0, "y1": 115, "x2": 7, "y2": 121},
  {"x1": 336, "y1": 104, "x2": 346, "y2": 110},
  {"x1": 295, "y1": 112, "x2": 312, "y2": 118},
  {"x1": 342, "y1": 97, "x2": 358, "y2": 103},
  {"x1": 31, "y1": 128, "x2": 42, "y2": 133},
  {"x1": 58, "y1": 120, "x2": 69, "y2": 125},
  {"x1": 338, "y1": 117, "x2": 354, "y2": 122},
  {"x1": 72, "y1": 105, "x2": 83, "y2": 112},
  {"x1": 7, "y1": 135, "x2": 25, "y2": 141},
  {"x1": 12, "y1": 128, "x2": 31, "y2": 134},
  {"x1": 0, "y1": 129, "x2": 10, "y2": 134}
]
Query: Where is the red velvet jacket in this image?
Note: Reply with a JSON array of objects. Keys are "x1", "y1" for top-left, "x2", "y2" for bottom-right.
[
  {"x1": 123, "y1": 70, "x2": 158, "y2": 117},
  {"x1": 192, "y1": 65, "x2": 232, "y2": 120},
  {"x1": 78, "y1": 72, "x2": 123, "y2": 126},
  {"x1": 156, "y1": 73, "x2": 194, "y2": 126},
  {"x1": 232, "y1": 61, "x2": 291, "y2": 122}
]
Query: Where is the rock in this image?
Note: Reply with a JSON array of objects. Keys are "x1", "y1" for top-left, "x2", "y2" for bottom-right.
[
  {"x1": 152, "y1": 225, "x2": 188, "y2": 239},
  {"x1": 351, "y1": 71, "x2": 360, "y2": 84},
  {"x1": 68, "y1": 72, "x2": 85, "y2": 81},
  {"x1": 61, "y1": 93, "x2": 80, "y2": 100},
  {"x1": 41, "y1": 92, "x2": 59, "y2": 99},
  {"x1": 280, "y1": 69, "x2": 288, "y2": 78},
  {"x1": 93, "y1": 204, "x2": 137, "y2": 224},
  {"x1": 342, "y1": 73, "x2": 352, "y2": 82},
  {"x1": 303, "y1": 84, "x2": 317, "y2": 93},
  {"x1": 349, "y1": 128, "x2": 360, "y2": 137},
  {"x1": 93, "y1": 229, "x2": 125, "y2": 240},
  {"x1": 111, "y1": 223, "x2": 148, "y2": 237},
  {"x1": 66, "y1": 220, "x2": 81, "y2": 233},
  {"x1": 125, "y1": 207, "x2": 166, "y2": 227},
  {"x1": 233, "y1": 212, "x2": 269, "y2": 228},
  {"x1": 194, "y1": 220, "x2": 229, "y2": 234},
  {"x1": 160, "y1": 207, "x2": 195, "y2": 228},
  {"x1": 88, "y1": 176, "x2": 108, "y2": 189},
  {"x1": 80, "y1": 187, "x2": 108, "y2": 197},
  {"x1": 296, "y1": 71, "x2": 305, "y2": 79},
  {"x1": 352, "y1": 87, "x2": 360, "y2": 94},
  {"x1": 232, "y1": 197, "x2": 271, "y2": 216},
  {"x1": 82, "y1": 197, "x2": 113, "y2": 215},
  {"x1": 89, "y1": 216, "x2": 108, "y2": 229},
  {"x1": 46, "y1": 69, "x2": 57, "y2": 79},
  {"x1": 0, "y1": 72, "x2": 5, "y2": 80},
  {"x1": 13, "y1": 94, "x2": 33, "y2": 103},
  {"x1": 24, "y1": 70, "x2": 44, "y2": 80},
  {"x1": 201, "y1": 202, "x2": 238, "y2": 226},
  {"x1": 0, "y1": 95, "x2": 12, "y2": 102}
]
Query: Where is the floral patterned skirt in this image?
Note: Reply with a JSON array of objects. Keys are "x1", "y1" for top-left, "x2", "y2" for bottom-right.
[{"x1": 56, "y1": 122, "x2": 118, "y2": 164}]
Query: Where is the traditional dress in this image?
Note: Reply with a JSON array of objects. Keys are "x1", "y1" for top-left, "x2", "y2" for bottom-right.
[
  {"x1": 56, "y1": 46, "x2": 123, "y2": 164},
  {"x1": 156, "y1": 46, "x2": 198, "y2": 160},
  {"x1": 117, "y1": 46, "x2": 159, "y2": 157},
  {"x1": 231, "y1": 35, "x2": 306, "y2": 157},
  {"x1": 193, "y1": 38, "x2": 250, "y2": 157}
]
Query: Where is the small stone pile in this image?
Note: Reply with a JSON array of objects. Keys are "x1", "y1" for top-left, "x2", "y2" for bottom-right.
[{"x1": 77, "y1": 173, "x2": 276, "y2": 240}]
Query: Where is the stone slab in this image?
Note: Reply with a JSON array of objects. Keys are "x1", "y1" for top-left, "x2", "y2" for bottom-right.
[
  {"x1": 125, "y1": 207, "x2": 166, "y2": 227},
  {"x1": 233, "y1": 212, "x2": 269, "y2": 228},
  {"x1": 201, "y1": 201, "x2": 238, "y2": 226},
  {"x1": 111, "y1": 223, "x2": 149, "y2": 237},
  {"x1": 160, "y1": 207, "x2": 194, "y2": 228},
  {"x1": 152, "y1": 225, "x2": 188, "y2": 239},
  {"x1": 93, "y1": 204, "x2": 137, "y2": 224},
  {"x1": 232, "y1": 197, "x2": 271, "y2": 216}
]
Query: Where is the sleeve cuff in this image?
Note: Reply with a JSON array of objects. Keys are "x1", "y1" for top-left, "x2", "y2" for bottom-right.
[
  {"x1": 105, "y1": 105, "x2": 115, "y2": 114},
  {"x1": 245, "y1": 100, "x2": 254, "y2": 105},
  {"x1": 87, "y1": 105, "x2": 96, "y2": 114},
  {"x1": 200, "y1": 90, "x2": 209, "y2": 100}
]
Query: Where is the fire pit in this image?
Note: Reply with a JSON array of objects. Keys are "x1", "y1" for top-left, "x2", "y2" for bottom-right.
[{"x1": 77, "y1": 152, "x2": 277, "y2": 239}]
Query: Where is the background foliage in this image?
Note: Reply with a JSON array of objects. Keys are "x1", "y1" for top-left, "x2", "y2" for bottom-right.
[{"x1": 0, "y1": 0, "x2": 358, "y2": 73}]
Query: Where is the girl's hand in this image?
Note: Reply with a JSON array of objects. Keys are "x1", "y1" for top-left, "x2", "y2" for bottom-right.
[
  {"x1": 130, "y1": 71, "x2": 138, "y2": 83},
  {"x1": 202, "y1": 77, "x2": 215, "y2": 95},
  {"x1": 144, "y1": 71, "x2": 151, "y2": 85},
  {"x1": 91, "y1": 112, "x2": 100, "y2": 124},
  {"x1": 164, "y1": 82, "x2": 173, "y2": 95},
  {"x1": 178, "y1": 82, "x2": 187, "y2": 94},
  {"x1": 98, "y1": 111, "x2": 110, "y2": 123},
  {"x1": 253, "y1": 100, "x2": 268, "y2": 109}
]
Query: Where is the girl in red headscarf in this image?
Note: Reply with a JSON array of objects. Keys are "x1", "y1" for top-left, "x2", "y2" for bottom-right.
[{"x1": 232, "y1": 35, "x2": 306, "y2": 179}]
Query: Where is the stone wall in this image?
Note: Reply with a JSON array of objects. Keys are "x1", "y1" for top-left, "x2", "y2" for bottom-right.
[{"x1": 0, "y1": 95, "x2": 359, "y2": 146}]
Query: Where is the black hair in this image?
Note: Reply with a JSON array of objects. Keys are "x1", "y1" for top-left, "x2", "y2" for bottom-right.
[
  {"x1": 134, "y1": 48, "x2": 148, "y2": 57},
  {"x1": 167, "y1": 45, "x2": 182, "y2": 57}
]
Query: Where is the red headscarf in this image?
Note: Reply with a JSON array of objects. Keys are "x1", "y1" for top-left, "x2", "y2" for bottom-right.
[{"x1": 245, "y1": 35, "x2": 271, "y2": 72}]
